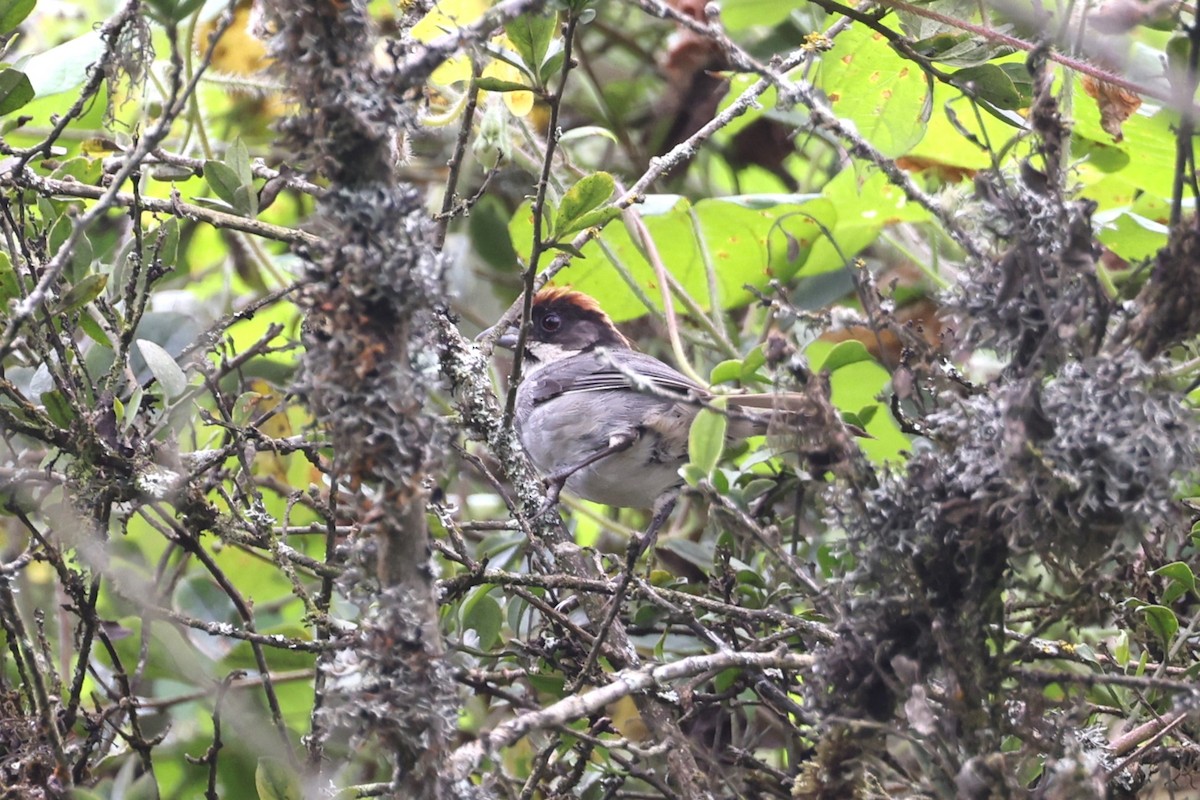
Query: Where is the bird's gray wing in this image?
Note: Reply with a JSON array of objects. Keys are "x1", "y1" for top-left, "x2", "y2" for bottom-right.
[{"x1": 528, "y1": 351, "x2": 703, "y2": 404}]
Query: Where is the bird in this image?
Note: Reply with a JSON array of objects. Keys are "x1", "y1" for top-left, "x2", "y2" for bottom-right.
[{"x1": 479, "y1": 287, "x2": 827, "y2": 516}]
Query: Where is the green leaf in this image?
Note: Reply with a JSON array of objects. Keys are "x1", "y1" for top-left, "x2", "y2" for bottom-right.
[
  {"x1": 1167, "y1": 34, "x2": 1191, "y2": 80},
  {"x1": 120, "y1": 386, "x2": 143, "y2": 431},
  {"x1": 680, "y1": 463, "x2": 707, "y2": 488},
  {"x1": 815, "y1": 340, "x2": 872, "y2": 372},
  {"x1": 462, "y1": 587, "x2": 503, "y2": 650},
  {"x1": 233, "y1": 184, "x2": 257, "y2": 218},
  {"x1": 203, "y1": 140, "x2": 255, "y2": 216},
  {"x1": 506, "y1": 13, "x2": 556, "y2": 76},
  {"x1": 1154, "y1": 561, "x2": 1198, "y2": 605},
  {"x1": 136, "y1": 338, "x2": 188, "y2": 398},
  {"x1": 950, "y1": 64, "x2": 1023, "y2": 110},
  {"x1": 841, "y1": 411, "x2": 867, "y2": 430},
  {"x1": 1113, "y1": 629, "x2": 1130, "y2": 667},
  {"x1": 853, "y1": 403, "x2": 879, "y2": 427},
  {"x1": 512, "y1": 194, "x2": 838, "y2": 322},
  {"x1": 807, "y1": 167, "x2": 930, "y2": 275},
  {"x1": 123, "y1": 772, "x2": 159, "y2": 800},
  {"x1": 558, "y1": 125, "x2": 618, "y2": 146},
  {"x1": 998, "y1": 62, "x2": 1034, "y2": 102},
  {"x1": 1139, "y1": 604, "x2": 1178, "y2": 648},
  {"x1": 205, "y1": 160, "x2": 243, "y2": 207},
  {"x1": 476, "y1": 75, "x2": 531, "y2": 93},
  {"x1": 223, "y1": 625, "x2": 316, "y2": 671},
  {"x1": 0, "y1": 0, "x2": 35, "y2": 34},
  {"x1": 909, "y1": 32, "x2": 1012, "y2": 68},
  {"x1": 51, "y1": 155, "x2": 104, "y2": 186},
  {"x1": 539, "y1": 48, "x2": 566, "y2": 86},
  {"x1": 58, "y1": 272, "x2": 107, "y2": 314},
  {"x1": 740, "y1": 346, "x2": 767, "y2": 381},
  {"x1": 807, "y1": 339, "x2": 909, "y2": 464},
  {"x1": 720, "y1": 0, "x2": 797, "y2": 31},
  {"x1": 0, "y1": 250, "x2": 19, "y2": 304},
  {"x1": 256, "y1": 757, "x2": 302, "y2": 800},
  {"x1": 146, "y1": 0, "x2": 205, "y2": 24},
  {"x1": 741, "y1": 478, "x2": 776, "y2": 503},
  {"x1": 506, "y1": 595, "x2": 530, "y2": 637},
  {"x1": 205, "y1": 157, "x2": 256, "y2": 217},
  {"x1": 558, "y1": 205, "x2": 622, "y2": 238},
  {"x1": 688, "y1": 397, "x2": 728, "y2": 476},
  {"x1": 909, "y1": 32, "x2": 973, "y2": 60},
  {"x1": 547, "y1": 241, "x2": 586, "y2": 258},
  {"x1": 554, "y1": 172, "x2": 615, "y2": 238},
  {"x1": 527, "y1": 672, "x2": 565, "y2": 695},
  {"x1": 1072, "y1": 85, "x2": 1178, "y2": 200},
  {"x1": 1073, "y1": 643, "x2": 1099, "y2": 665},
  {"x1": 228, "y1": 137, "x2": 254, "y2": 185},
  {"x1": 820, "y1": 24, "x2": 931, "y2": 156},
  {"x1": 112, "y1": 617, "x2": 215, "y2": 684},
  {"x1": 40, "y1": 390, "x2": 75, "y2": 427},
  {"x1": 19, "y1": 30, "x2": 104, "y2": 96},
  {"x1": 710, "y1": 359, "x2": 742, "y2": 385},
  {"x1": 0, "y1": 68, "x2": 33, "y2": 115},
  {"x1": 174, "y1": 575, "x2": 237, "y2": 624}
]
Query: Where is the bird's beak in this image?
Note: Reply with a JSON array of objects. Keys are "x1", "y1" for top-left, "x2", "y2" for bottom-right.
[{"x1": 476, "y1": 322, "x2": 521, "y2": 350}]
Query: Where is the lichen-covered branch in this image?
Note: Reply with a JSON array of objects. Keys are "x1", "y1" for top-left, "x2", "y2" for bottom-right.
[{"x1": 261, "y1": 2, "x2": 473, "y2": 796}]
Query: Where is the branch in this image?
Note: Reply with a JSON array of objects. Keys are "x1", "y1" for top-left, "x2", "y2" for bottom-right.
[
  {"x1": 447, "y1": 649, "x2": 814, "y2": 778},
  {"x1": 8, "y1": 171, "x2": 322, "y2": 248}
]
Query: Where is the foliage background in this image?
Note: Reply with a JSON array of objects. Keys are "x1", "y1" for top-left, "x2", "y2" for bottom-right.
[{"x1": 0, "y1": 0, "x2": 1198, "y2": 797}]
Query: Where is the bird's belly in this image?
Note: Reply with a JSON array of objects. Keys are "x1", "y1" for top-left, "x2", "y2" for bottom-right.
[
  {"x1": 566, "y1": 439, "x2": 683, "y2": 508},
  {"x1": 519, "y1": 393, "x2": 686, "y2": 508}
]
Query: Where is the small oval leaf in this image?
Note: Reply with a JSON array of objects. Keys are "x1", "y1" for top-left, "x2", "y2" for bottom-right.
[
  {"x1": 58, "y1": 272, "x2": 108, "y2": 313},
  {"x1": 815, "y1": 340, "x2": 873, "y2": 373},
  {"x1": 554, "y1": 172, "x2": 615, "y2": 238},
  {"x1": 136, "y1": 338, "x2": 188, "y2": 398},
  {"x1": 1139, "y1": 604, "x2": 1179, "y2": 648},
  {"x1": 462, "y1": 587, "x2": 503, "y2": 650},
  {"x1": 1153, "y1": 561, "x2": 1197, "y2": 604},
  {"x1": 0, "y1": 68, "x2": 34, "y2": 116}
]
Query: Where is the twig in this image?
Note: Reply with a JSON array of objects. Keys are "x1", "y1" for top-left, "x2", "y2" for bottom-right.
[
  {"x1": 504, "y1": 12, "x2": 583, "y2": 428},
  {"x1": 435, "y1": 68, "x2": 482, "y2": 249},
  {"x1": 185, "y1": 670, "x2": 245, "y2": 800}
]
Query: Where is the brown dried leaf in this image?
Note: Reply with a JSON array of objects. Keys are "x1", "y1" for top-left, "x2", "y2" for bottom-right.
[
  {"x1": 1081, "y1": 76, "x2": 1142, "y2": 142},
  {"x1": 895, "y1": 155, "x2": 977, "y2": 183}
]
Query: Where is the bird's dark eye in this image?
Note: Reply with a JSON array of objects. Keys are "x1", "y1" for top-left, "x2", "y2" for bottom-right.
[{"x1": 540, "y1": 312, "x2": 562, "y2": 333}]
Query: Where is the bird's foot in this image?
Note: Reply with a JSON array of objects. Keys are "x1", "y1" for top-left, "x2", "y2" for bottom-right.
[{"x1": 533, "y1": 478, "x2": 565, "y2": 519}]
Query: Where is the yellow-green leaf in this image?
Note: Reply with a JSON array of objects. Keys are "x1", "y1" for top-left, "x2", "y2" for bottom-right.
[{"x1": 256, "y1": 757, "x2": 302, "y2": 800}]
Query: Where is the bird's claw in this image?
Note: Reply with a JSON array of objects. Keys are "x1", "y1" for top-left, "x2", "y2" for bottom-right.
[{"x1": 534, "y1": 479, "x2": 565, "y2": 519}]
